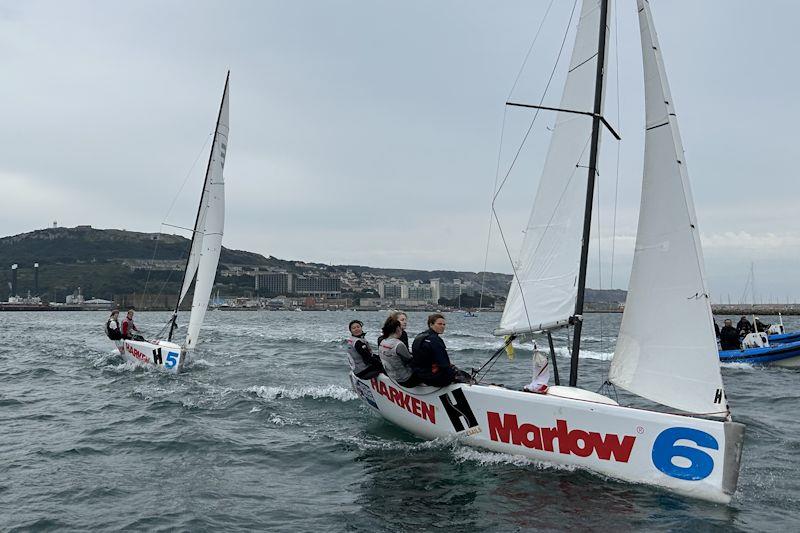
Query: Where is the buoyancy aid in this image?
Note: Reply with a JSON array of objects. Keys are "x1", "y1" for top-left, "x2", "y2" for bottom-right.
[
  {"x1": 379, "y1": 337, "x2": 413, "y2": 383},
  {"x1": 346, "y1": 334, "x2": 372, "y2": 376},
  {"x1": 106, "y1": 318, "x2": 122, "y2": 340}
]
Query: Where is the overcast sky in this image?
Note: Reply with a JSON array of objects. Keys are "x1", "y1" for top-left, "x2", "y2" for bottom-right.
[{"x1": 1, "y1": 1, "x2": 798, "y2": 302}]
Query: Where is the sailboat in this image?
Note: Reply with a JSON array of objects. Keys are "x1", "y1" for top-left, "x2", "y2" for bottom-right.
[
  {"x1": 349, "y1": 1, "x2": 744, "y2": 503},
  {"x1": 117, "y1": 72, "x2": 230, "y2": 373}
]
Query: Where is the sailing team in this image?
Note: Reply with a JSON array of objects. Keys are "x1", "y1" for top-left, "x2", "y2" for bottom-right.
[{"x1": 346, "y1": 311, "x2": 475, "y2": 388}]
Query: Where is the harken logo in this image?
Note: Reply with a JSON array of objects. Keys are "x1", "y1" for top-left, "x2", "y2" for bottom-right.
[
  {"x1": 487, "y1": 411, "x2": 636, "y2": 462},
  {"x1": 439, "y1": 389, "x2": 479, "y2": 433}
]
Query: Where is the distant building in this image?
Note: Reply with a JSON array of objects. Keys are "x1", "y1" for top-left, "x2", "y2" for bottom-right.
[
  {"x1": 293, "y1": 275, "x2": 341, "y2": 298},
  {"x1": 256, "y1": 272, "x2": 292, "y2": 296}
]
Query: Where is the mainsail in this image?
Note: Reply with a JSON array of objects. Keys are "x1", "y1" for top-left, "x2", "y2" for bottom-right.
[
  {"x1": 181, "y1": 72, "x2": 230, "y2": 350},
  {"x1": 608, "y1": 1, "x2": 726, "y2": 416},
  {"x1": 496, "y1": 0, "x2": 608, "y2": 336}
]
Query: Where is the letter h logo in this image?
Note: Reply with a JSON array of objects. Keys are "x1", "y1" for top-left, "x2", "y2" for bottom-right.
[{"x1": 439, "y1": 388, "x2": 479, "y2": 432}]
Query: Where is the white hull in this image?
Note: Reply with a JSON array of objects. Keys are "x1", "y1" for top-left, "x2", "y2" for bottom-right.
[
  {"x1": 115, "y1": 339, "x2": 186, "y2": 373},
  {"x1": 351, "y1": 374, "x2": 744, "y2": 504}
]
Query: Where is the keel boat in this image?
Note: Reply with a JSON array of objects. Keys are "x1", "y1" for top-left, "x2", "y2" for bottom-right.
[
  {"x1": 350, "y1": 1, "x2": 743, "y2": 503},
  {"x1": 117, "y1": 72, "x2": 230, "y2": 373}
]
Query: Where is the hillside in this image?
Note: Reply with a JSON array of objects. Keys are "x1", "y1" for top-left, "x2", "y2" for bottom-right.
[{"x1": 0, "y1": 226, "x2": 627, "y2": 307}]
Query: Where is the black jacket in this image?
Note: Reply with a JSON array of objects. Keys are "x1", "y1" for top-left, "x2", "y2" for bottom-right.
[
  {"x1": 719, "y1": 325, "x2": 740, "y2": 351},
  {"x1": 411, "y1": 328, "x2": 455, "y2": 386},
  {"x1": 736, "y1": 319, "x2": 753, "y2": 336}
]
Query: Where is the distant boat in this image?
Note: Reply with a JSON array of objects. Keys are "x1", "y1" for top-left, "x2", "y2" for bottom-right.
[
  {"x1": 719, "y1": 339, "x2": 800, "y2": 368},
  {"x1": 115, "y1": 72, "x2": 229, "y2": 373},
  {"x1": 349, "y1": 1, "x2": 743, "y2": 503}
]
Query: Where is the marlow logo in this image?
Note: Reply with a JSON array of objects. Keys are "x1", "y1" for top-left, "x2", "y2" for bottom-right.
[{"x1": 487, "y1": 411, "x2": 636, "y2": 462}]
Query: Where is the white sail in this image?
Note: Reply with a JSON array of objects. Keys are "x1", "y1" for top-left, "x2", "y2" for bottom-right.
[
  {"x1": 609, "y1": 1, "x2": 726, "y2": 417},
  {"x1": 185, "y1": 73, "x2": 230, "y2": 350},
  {"x1": 497, "y1": 0, "x2": 608, "y2": 336}
]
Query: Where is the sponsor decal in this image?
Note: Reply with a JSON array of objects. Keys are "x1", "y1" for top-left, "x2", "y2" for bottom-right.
[
  {"x1": 371, "y1": 379, "x2": 436, "y2": 424},
  {"x1": 350, "y1": 375, "x2": 379, "y2": 409},
  {"x1": 164, "y1": 351, "x2": 179, "y2": 369},
  {"x1": 440, "y1": 389, "x2": 480, "y2": 434},
  {"x1": 125, "y1": 343, "x2": 149, "y2": 363},
  {"x1": 487, "y1": 411, "x2": 636, "y2": 462},
  {"x1": 651, "y1": 427, "x2": 718, "y2": 481}
]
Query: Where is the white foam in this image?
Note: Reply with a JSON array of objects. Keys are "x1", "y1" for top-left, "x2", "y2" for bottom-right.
[
  {"x1": 452, "y1": 446, "x2": 578, "y2": 472},
  {"x1": 248, "y1": 384, "x2": 357, "y2": 402}
]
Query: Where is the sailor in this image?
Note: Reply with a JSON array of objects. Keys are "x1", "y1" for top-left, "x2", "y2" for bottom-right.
[
  {"x1": 376, "y1": 310, "x2": 410, "y2": 351},
  {"x1": 105, "y1": 310, "x2": 123, "y2": 340},
  {"x1": 121, "y1": 309, "x2": 143, "y2": 341},
  {"x1": 719, "y1": 319, "x2": 741, "y2": 351},
  {"x1": 346, "y1": 320, "x2": 383, "y2": 379},
  {"x1": 736, "y1": 316, "x2": 753, "y2": 337},
  {"x1": 754, "y1": 317, "x2": 770, "y2": 333},
  {"x1": 378, "y1": 316, "x2": 421, "y2": 387},
  {"x1": 411, "y1": 313, "x2": 473, "y2": 386}
]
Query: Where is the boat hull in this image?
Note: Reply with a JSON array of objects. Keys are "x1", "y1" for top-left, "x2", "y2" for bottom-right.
[
  {"x1": 719, "y1": 340, "x2": 800, "y2": 368},
  {"x1": 768, "y1": 331, "x2": 800, "y2": 345},
  {"x1": 115, "y1": 339, "x2": 186, "y2": 373},
  {"x1": 351, "y1": 374, "x2": 743, "y2": 504}
]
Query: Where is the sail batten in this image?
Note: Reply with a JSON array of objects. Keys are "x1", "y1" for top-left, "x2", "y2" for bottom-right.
[
  {"x1": 608, "y1": 1, "x2": 726, "y2": 417},
  {"x1": 497, "y1": 0, "x2": 607, "y2": 337}
]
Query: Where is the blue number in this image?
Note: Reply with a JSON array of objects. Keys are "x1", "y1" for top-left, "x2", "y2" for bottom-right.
[
  {"x1": 165, "y1": 351, "x2": 179, "y2": 369},
  {"x1": 652, "y1": 427, "x2": 718, "y2": 481}
]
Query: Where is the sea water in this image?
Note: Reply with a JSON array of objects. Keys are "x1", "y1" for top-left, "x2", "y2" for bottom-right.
[{"x1": 0, "y1": 310, "x2": 797, "y2": 531}]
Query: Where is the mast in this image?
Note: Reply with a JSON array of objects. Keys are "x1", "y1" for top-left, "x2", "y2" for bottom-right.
[
  {"x1": 169, "y1": 71, "x2": 230, "y2": 341},
  {"x1": 569, "y1": 0, "x2": 609, "y2": 387}
]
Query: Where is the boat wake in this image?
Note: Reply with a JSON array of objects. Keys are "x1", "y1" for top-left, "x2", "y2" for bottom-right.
[{"x1": 247, "y1": 384, "x2": 357, "y2": 402}]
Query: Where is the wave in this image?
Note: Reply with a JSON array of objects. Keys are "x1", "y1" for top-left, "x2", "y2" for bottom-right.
[{"x1": 247, "y1": 384, "x2": 357, "y2": 402}]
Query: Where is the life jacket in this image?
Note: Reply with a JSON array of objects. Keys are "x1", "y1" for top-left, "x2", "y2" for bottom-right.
[
  {"x1": 346, "y1": 335, "x2": 372, "y2": 376},
  {"x1": 106, "y1": 318, "x2": 122, "y2": 340},
  {"x1": 121, "y1": 317, "x2": 136, "y2": 338},
  {"x1": 379, "y1": 337, "x2": 413, "y2": 383}
]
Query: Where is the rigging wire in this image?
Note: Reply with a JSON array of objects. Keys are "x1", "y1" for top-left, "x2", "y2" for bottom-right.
[
  {"x1": 141, "y1": 133, "x2": 213, "y2": 317},
  {"x1": 488, "y1": 0, "x2": 580, "y2": 341},
  {"x1": 609, "y1": 0, "x2": 622, "y2": 291},
  {"x1": 479, "y1": 0, "x2": 556, "y2": 310}
]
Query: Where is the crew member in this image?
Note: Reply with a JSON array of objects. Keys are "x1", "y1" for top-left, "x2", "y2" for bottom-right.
[
  {"x1": 121, "y1": 309, "x2": 142, "y2": 340},
  {"x1": 411, "y1": 313, "x2": 473, "y2": 386},
  {"x1": 346, "y1": 320, "x2": 383, "y2": 379},
  {"x1": 377, "y1": 310, "x2": 410, "y2": 350},
  {"x1": 379, "y1": 316, "x2": 421, "y2": 387},
  {"x1": 719, "y1": 319, "x2": 741, "y2": 351},
  {"x1": 106, "y1": 310, "x2": 122, "y2": 340},
  {"x1": 736, "y1": 316, "x2": 753, "y2": 337}
]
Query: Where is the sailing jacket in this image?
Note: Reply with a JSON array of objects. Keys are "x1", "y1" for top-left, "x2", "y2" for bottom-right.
[
  {"x1": 379, "y1": 337, "x2": 414, "y2": 383},
  {"x1": 346, "y1": 334, "x2": 382, "y2": 379},
  {"x1": 719, "y1": 326, "x2": 740, "y2": 351},
  {"x1": 411, "y1": 328, "x2": 455, "y2": 386}
]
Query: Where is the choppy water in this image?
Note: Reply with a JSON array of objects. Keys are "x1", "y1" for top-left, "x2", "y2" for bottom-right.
[{"x1": 1, "y1": 310, "x2": 798, "y2": 531}]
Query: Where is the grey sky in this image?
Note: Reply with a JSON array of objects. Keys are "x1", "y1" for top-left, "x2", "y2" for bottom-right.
[{"x1": 1, "y1": 1, "x2": 798, "y2": 302}]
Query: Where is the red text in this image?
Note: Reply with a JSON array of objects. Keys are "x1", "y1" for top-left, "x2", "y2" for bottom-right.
[
  {"x1": 371, "y1": 379, "x2": 436, "y2": 424},
  {"x1": 487, "y1": 412, "x2": 636, "y2": 462}
]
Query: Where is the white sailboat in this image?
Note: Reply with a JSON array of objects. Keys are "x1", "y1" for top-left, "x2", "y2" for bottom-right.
[
  {"x1": 349, "y1": 1, "x2": 744, "y2": 503},
  {"x1": 117, "y1": 72, "x2": 230, "y2": 373}
]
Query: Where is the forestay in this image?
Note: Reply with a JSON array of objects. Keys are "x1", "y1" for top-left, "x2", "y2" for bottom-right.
[
  {"x1": 184, "y1": 74, "x2": 230, "y2": 350},
  {"x1": 497, "y1": 0, "x2": 608, "y2": 336},
  {"x1": 609, "y1": 0, "x2": 726, "y2": 417}
]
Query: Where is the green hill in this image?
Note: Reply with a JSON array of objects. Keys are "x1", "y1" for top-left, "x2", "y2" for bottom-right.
[{"x1": 0, "y1": 226, "x2": 626, "y2": 309}]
